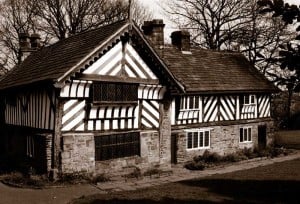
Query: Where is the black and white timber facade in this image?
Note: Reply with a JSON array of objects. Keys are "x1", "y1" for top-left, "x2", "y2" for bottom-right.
[{"x1": 0, "y1": 19, "x2": 277, "y2": 176}]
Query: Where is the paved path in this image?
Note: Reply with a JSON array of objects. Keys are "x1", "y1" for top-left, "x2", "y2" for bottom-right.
[{"x1": 1, "y1": 151, "x2": 300, "y2": 204}]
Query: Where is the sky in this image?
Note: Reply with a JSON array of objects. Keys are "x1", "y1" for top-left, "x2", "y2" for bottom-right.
[{"x1": 138, "y1": 0, "x2": 300, "y2": 40}]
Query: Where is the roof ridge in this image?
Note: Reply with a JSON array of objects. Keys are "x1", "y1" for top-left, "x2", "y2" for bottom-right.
[{"x1": 43, "y1": 19, "x2": 129, "y2": 50}]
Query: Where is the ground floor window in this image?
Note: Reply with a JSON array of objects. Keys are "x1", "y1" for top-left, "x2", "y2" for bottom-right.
[
  {"x1": 240, "y1": 127, "x2": 252, "y2": 142},
  {"x1": 95, "y1": 132, "x2": 140, "y2": 161},
  {"x1": 186, "y1": 129, "x2": 210, "y2": 149}
]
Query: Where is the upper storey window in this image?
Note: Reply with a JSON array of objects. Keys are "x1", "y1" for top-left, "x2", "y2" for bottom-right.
[
  {"x1": 243, "y1": 94, "x2": 256, "y2": 105},
  {"x1": 180, "y1": 96, "x2": 200, "y2": 110},
  {"x1": 93, "y1": 82, "x2": 138, "y2": 103}
]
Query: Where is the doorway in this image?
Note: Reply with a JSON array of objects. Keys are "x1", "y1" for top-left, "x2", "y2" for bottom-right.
[
  {"x1": 258, "y1": 125, "x2": 267, "y2": 149},
  {"x1": 171, "y1": 134, "x2": 177, "y2": 164}
]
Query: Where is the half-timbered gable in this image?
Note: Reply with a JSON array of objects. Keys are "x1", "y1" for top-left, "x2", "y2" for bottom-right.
[{"x1": 0, "y1": 19, "x2": 277, "y2": 177}]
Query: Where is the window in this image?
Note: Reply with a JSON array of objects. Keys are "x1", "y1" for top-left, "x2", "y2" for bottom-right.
[
  {"x1": 181, "y1": 96, "x2": 200, "y2": 110},
  {"x1": 243, "y1": 95, "x2": 255, "y2": 105},
  {"x1": 95, "y1": 132, "x2": 140, "y2": 161},
  {"x1": 93, "y1": 82, "x2": 138, "y2": 103},
  {"x1": 240, "y1": 127, "x2": 252, "y2": 142},
  {"x1": 187, "y1": 129, "x2": 210, "y2": 149}
]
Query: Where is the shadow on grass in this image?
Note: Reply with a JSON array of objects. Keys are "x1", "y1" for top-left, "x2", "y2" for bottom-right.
[
  {"x1": 179, "y1": 179, "x2": 300, "y2": 203},
  {"x1": 88, "y1": 198, "x2": 216, "y2": 204}
]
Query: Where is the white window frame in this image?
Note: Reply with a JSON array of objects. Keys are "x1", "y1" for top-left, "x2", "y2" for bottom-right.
[
  {"x1": 243, "y1": 94, "x2": 256, "y2": 105},
  {"x1": 186, "y1": 129, "x2": 211, "y2": 150},
  {"x1": 240, "y1": 127, "x2": 252, "y2": 143}
]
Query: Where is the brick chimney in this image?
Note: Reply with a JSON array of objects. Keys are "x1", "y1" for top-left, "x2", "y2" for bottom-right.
[
  {"x1": 171, "y1": 30, "x2": 191, "y2": 52},
  {"x1": 19, "y1": 33, "x2": 41, "y2": 62},
  {"x1": 19, "y1": 33, "x2": 31, "y2": 51},
  {"x1": 142, "y1": 19, "x2": 165, "y2": 49},
  {"x1": 30, "y1": 33, "x2": 41, "y2": 50}
]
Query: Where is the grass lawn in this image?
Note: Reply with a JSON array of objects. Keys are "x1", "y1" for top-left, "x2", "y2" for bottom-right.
[{"x1": 72, "y1": 158, "x2": 300, "y2": 204}]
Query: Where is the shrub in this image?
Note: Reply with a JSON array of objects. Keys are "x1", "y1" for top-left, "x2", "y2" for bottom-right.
[
  {"x1": 223, "y1": 153, "x2": 247, "y2": 162},
  {"x1": 184, "y1": 161, "x2": 205, "y2": 170},
  {"x1": 199, "y1": 150, "x2": 222, "y2": 163},
  {"x1": 91, "y1": 174, "x2": 110, "y2": 183},
  {"x1": 143, "y1": 168, "x2": 161, "y2": 177},
  {"x1": 125, "y1": 167, "x2": 142, "y2": 179},
  {"x1": 58, "y1": 173, "x2": 90, "y2": 184},
  {"x1": 2, "y1": 172, "x2": 46, "y2": 188}
]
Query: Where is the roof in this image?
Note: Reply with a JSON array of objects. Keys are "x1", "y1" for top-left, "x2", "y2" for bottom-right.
[
  {"x1": 0, "y1": 19, "x2": 277, "y2": 94},
  {"x1": 0, "y1": 20, "x2": 129, "y2": 90},
  {"x1": 157, "y1": 47, "x2": 277, "y2": 93}
]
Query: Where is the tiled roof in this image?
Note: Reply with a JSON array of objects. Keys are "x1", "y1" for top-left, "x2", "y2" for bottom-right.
[
  {"x1": 0, "y1": 19, "x2": 277, "y2": 94},
  {"x1": 0, "y1": 20, "x2": 128, "y2": 90},
  {"x1": 158, "y1": 47, "x2": 277, "y2": 93}
]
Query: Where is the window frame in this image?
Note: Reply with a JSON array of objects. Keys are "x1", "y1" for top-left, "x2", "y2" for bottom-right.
[
  {"x1": 243, "y1": 94, "x2": 256, "y2": 105},
  {"x1": 239, "y1": 127, "x2": 252, "y2": 143},
  {"x1": 186, "y1": 129, "x2": 211, "y2": 150}
]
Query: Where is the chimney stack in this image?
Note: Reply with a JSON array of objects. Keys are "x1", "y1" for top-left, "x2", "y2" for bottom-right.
[
  {"x1": 19, "y1": 33, "x2": 41, "y2": 63},
  {"x1": 30, "y1": 33, "x2": 41, "y2": 50},
  {"x1": 171, "y1": 30, "x2": 191, "y2": 52},
  {"x1": 19, "y1": 33, "x2": 31, "y2": 51},
  {"x1": 142, "y1": 19, "x2": 165, "y2": 49}
]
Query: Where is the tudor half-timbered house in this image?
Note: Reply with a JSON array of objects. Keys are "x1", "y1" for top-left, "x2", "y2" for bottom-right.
[{"x1": 0, "y1": 19, "x2": 277, "y2": 176}]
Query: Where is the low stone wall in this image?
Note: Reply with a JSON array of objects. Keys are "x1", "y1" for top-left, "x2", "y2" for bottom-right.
[
  {"x1": 61, "y1": 133, "x2": 95, "y2": 174},
  {"x1": 175, "y1": 120, "x2": 274, "y2": 163},
  {"x1": 61, "y1": 131, "x2": 166, "y2": 176}
]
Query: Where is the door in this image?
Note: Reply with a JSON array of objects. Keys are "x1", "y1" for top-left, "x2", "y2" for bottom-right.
[
  {"x1": 258, "y1": 125, "x2": 267, "y2": 149},
  {"x1": 171, "y1": 134, "x2": 177, "y2": 164}
]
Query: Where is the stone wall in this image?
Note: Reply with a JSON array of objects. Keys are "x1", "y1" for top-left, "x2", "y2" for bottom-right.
[
  {"x1": 60, "y1": 131, "x2": 163, "y2": 176},
  {"x1": 158, "y1": 99, "x2": 172, "y2": 168},
  {"x1": 95, "y1": 131, "x2": 160, "y2": 175},
  {"x1": 175, "y1": 120, "x2": 274, "y2": 163},
  {"x1": 61, "y1": 133, "x2": 95, "y2": 174}
]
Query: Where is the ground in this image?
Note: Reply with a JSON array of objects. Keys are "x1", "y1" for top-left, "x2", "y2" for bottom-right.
[
  {"x1": 1, "y1": 156, "x2": 299, "y2": 204},
  {"x1": 72, "y1": 158, "x2": 300, "y2": 204}
]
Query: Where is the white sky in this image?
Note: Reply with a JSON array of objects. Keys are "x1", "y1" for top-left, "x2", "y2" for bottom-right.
[{"x1": 138, "y1": 0, "x2": 300, "y2": 40}]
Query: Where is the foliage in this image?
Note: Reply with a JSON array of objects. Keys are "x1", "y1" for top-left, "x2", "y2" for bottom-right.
[
  {"x1": 125, "y1": 166, "x2": 142, "y2": 179},
  {"x1": 258, "y1": 0, "x2": 300, "y2": 124},
  {"x1": 91, "y1": 174, "x2": 110, "y2": 183},
  {"x1": 184, "y1": 147, "x2": 292, "y2": 170},
  {"x1": 1, "y1": 172, "x2": 47, "y2": 188}
]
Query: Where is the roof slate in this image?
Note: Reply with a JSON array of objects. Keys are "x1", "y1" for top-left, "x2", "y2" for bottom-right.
[
  {"x1": 0, "y1": 20, "x2": 128, "y2": 90},
  {"x1": 157, "y1": 47, "x2": 277, "y2": 93}
]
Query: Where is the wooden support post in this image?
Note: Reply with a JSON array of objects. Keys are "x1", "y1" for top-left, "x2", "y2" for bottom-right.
[{"x1": 50, "y1": 96, "x2": 64, "y2": 180}]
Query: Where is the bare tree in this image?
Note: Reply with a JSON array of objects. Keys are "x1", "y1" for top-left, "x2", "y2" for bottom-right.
[
  {"x1": 34, "y1": 0, "x2": 129, "y2": 40},
  {"x1": 0, "y1": 0, "x2": 42, "y2": 68},
  {"x1": 236, "y1": 0, "x2": 294, "y2": 78},
  {"x1": 130, "y1": 0, "x2": 153, "y2": 27},
  {"x1": 164, "y1": 0, "x2": 253, "y2": 50},
  {"x1": 0, "y1": 0, "x2": 153, "y2": 72}
]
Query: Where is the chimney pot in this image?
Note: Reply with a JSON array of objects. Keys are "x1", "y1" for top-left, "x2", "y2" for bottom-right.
[
  {"x1": 19, "y1": 33, "x2": 31, "y2": 50},
  {"x1": 171, "y1": 30, "x2": 191, "y2": 52},
  {"x1": 30, "y1": 33, "x2": 41, "y2": 49}
]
